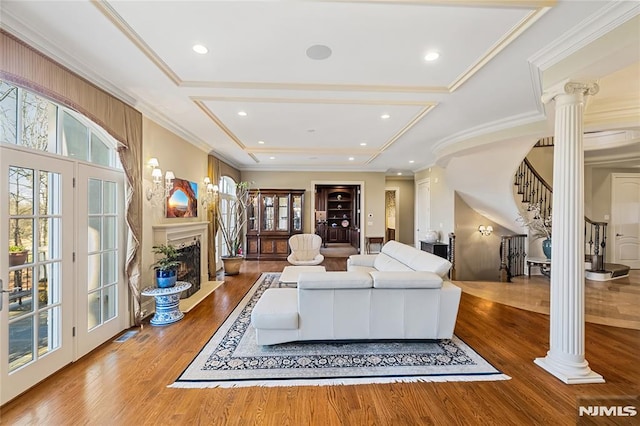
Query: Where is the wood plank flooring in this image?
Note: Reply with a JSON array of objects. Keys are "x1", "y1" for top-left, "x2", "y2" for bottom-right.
[{"x1": 1, "y1": 259, "x2": 639, "y2": 425}]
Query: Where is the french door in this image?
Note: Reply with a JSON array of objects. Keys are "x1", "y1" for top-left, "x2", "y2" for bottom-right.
[
  {"x1": 1, "y1": 147, "x2": 127, "y2": 404},
  {"x1": 1, "y1": 147, "x2": 74, "y2": 403},
  {"x1": 76, "y1": 165, "x2": 127, "y2": 358}
]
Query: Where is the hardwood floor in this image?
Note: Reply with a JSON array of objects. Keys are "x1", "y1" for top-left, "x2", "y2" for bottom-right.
[
  {"x1": 2, "y1": 259, "x2": 638, "y2": 425},
  {"x1": 456, "y1": 269, "x2": 640, "y2": 330}
]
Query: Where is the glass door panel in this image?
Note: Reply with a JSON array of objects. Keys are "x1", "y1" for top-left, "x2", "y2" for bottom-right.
[
  {"x1": 293, "y1": 195, "x2": 302, "y2": 232},
  {"x1": 76, "y1": 165, "x2": 125, "y2": 358},
  {"x1": 1, "y1": 147, "x2": 74, "y2": 405},
  {"x1": 277, "y1": 196, "x2": 289, "y2": 231},
  {"x1": 263, "y1": 196, "x2": 275, "y2": 231}
]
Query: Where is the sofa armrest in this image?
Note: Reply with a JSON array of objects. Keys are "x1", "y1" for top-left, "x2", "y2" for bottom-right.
[
  {"x1": 370, "y1": 271, "x2": 442, "y2": 289},
  {"x1": 347, "y1": 254, "x2": 377, "y2": 268}
]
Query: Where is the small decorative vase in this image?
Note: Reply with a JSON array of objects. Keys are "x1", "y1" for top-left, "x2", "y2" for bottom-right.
[
  {"x1": 542, "y1": 238, "x2": 552, "y2": 260},
  {"x1": 156, "y1": 269, "x2": 177, "y2": 288},
  {"x1": 424, "y1": 230, "x2": 439, "y2": 244}
]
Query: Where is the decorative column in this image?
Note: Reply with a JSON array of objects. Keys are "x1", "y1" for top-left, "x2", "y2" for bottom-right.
[{"x1": 535, "y1": 81, "x2": 604, "y2": 384}]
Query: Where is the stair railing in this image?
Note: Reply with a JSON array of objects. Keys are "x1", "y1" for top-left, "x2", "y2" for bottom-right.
[
  {"x1": 585, "y1": 217, "x2": 607, "y2": 272},
  {"x1": 499, "y1": 234, "x2": 528, "y2": 282},
  {"x1": 514, "y1": 158, "x2": 553, "y2": 221}
]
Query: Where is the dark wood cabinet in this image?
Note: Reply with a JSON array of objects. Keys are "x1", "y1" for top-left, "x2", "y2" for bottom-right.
[
  {"x1": 420, "y1": 241, "x2": 448, "y2": 259},
  {"x1": 245, "y1": 189, "x2": 304, "y2": 260},
  {"x1": 317, "y1": 187, "x2": 355, "y2": 243}
]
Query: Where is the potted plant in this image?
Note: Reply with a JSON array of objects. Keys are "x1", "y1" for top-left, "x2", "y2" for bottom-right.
[
  {"x1": 151, "y1": 244, "x2": 182, "y2": 288},
  {"x1": 215, "y1": 181, "x2": 256, "y2": 275},
  {"x1": 9, "y1": 244, "x2": 29, "y2": 267}
]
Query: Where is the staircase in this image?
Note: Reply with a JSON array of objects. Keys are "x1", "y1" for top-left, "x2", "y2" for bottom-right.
[{"x1": 512, "y1": 139, "x2": 630, "y2": 281}]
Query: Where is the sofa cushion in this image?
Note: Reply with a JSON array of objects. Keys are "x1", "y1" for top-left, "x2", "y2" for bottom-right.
[
  {"x1": 370, "y1": 271, "x2": 443, "y2": 289},
  {"x1": 381, "y1": 240, "x2": 452, "y2": 277},
  {"x1": 251, "y1": 288, "x2": 298, "y2": 330},
  {"x1": 347, "y1": 265, "x2": 377, "y2": 274},
  {"x1": 373, "y1": 252, "x2": 413, "y2": 272},
  {"x1": 298, "y1": 271, "x2": 373, "y2": 289}
]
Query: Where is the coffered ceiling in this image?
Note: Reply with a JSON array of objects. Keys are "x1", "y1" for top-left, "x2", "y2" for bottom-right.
[{"x1": 1, "y1": 1, "x2": 638, "y2": 173}]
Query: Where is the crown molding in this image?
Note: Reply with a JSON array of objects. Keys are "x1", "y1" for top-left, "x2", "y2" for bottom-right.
[
  {"x1": 528, "y1": 1, "x2": 640, "y2": 73},
  {"x1": 0, "y1": 10, "x2": 137, "y2": 107},
  {"x1": 191, "y1": 96, "x2": 437, "y2": 107},
  {"x1": 448, "y1": 6, "x2": 550, "y2": 92},
  {"x1": 432, "y1": 110, "x2": 545, "y2": 157},
  {"x1": 92, "y1": 0, "x2": 181, "y2": 85}
]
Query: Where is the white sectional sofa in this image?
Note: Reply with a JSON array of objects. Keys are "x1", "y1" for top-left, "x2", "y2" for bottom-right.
[{"x1": 251, "y1": 241, "x2": 461, "y2": 345}]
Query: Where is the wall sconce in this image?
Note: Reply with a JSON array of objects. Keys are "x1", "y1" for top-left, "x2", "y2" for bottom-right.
[
  {"x1": 201, "y1": 176, "x2": 218, "y2": 209},
  {"x1": 146, "y1": 158, "x2": 174, "y2": 206},
  {"x1": 478, "y1": 225, "x2": 493, "y2": 236}
]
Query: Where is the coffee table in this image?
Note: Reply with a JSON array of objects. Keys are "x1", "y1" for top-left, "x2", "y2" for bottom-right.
[{"x1": 279, "y1": 265, "x2": 326, "y2": 287}]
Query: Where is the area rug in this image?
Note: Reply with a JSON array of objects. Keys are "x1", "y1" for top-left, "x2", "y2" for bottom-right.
[{"x1": 170, "y1": 273, "x2": 510, "y2": 388}]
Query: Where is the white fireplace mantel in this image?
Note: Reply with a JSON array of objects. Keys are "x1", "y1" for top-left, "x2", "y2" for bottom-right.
[{"x1": 152, "y1": 221, "x2": 210, "y2": 285}]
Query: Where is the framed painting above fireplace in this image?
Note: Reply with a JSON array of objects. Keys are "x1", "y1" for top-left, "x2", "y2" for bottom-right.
[{"x1": 167, "y1": 177, "x2": 198, "y2": 218}]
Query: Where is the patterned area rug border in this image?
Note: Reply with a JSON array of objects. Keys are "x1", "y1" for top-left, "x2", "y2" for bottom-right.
[{"x1": 171, "y1": 273, "x2": 510, "y2": 388}]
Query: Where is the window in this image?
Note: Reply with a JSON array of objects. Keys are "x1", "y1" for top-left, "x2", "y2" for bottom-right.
[
  {"x1": 216, "y1": 176, "x2": 237, "y2": 262},
  {"x1": 0, "y1": 81, "x2": 120, "y2": 169}
]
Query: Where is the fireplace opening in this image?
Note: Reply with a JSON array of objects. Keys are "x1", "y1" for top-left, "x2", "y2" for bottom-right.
[{"x1": 176, "y1": 238, "x2": 201, "y2": 298}]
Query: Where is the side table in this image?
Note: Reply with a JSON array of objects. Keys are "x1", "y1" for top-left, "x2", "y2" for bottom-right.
[
  {"x1": 366, "y1": 236, "x2": 384, "y2": 254},
  {"x1": 526, "y1": 258, "x2": 551, "y2": 278},
  {"x1": 141, "y1": 281, "x2": 191, "y2": 326}
]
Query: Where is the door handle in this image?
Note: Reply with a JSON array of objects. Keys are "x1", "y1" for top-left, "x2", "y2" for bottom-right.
[
  {"x1": 616, "y1": 233, "x2": 624, "y2": 237},
  {"x1": 0, "y1": 278, "x2": 6, "y2": 311}
]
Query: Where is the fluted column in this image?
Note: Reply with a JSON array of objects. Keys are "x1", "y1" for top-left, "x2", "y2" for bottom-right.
[{"x1": 535, "y1": 81, "x2": 604, "y2": 384}]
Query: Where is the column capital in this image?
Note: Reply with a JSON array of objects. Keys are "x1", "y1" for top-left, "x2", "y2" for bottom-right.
[{"x1": 541, "y1": 80, "x2": 599, "y2": 104}]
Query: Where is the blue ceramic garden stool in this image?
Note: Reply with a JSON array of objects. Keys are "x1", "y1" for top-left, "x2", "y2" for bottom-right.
[{"x1": 141, "y1": 281, "x2": 191, "y2": 326}]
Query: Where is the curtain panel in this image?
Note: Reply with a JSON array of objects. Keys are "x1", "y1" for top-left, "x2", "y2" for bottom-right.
[
  {"x1": 207, "y1": 155, "x2": 240, "y2": 278},
  {"x1": 0, "y1": 30, "x2": 144, "y2": 324}
]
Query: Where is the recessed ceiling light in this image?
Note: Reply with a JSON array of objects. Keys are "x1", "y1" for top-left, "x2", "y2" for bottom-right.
[
  {"x1": 269, "y1": 156, "x2": 275, "y2": 160},
  {"x1": 192, "y1": 44, "x2": 208, "y2": 54},
  {"x1": 348, "y1": 157, "x2": 355, "y2": 161},
  {"x1": 381, "y1": 114, "x2": 390, "y2": 120},
  {"x1": 238, "y1": 111, "x2": 247, "y2": 117},
  {"x1": 258, "y1": 140, "x2": 265, "y2": 144},
  {"x1": 360, "y1": 142, "x2": 367, "y2": 146},
  {"x1": 306, "y1": 44, "x2": 332, "y2": 60},
  {"x1": 409, "y1": 160, "x2": 415, "y2": 163},
  {"x1": 397, "y1": 172, "x2": 402, "y2": 176},
  {"x1": 424, "y1": 51, "x2": 439, "y2": 61}
]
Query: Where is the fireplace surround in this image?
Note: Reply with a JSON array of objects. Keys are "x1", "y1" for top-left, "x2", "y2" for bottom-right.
[{"x1": 152, "y1": 222, "x2": 208, "y2": 298}]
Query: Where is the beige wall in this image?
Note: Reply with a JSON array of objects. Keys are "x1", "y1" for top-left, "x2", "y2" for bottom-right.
[
  {"x1": 415, "y1": 166, "x2": 456, "y2": 240},
  {"x1": 240, "y1": 171, "x2": 386, "y2": 242},
  {"x1": 141, "y1": 117, "x2": 210, "y2": 286},
  {"x1": 384, "y1": 177, "x2": 414, "y2": 245},
  {"x1": 526, "y1": 146, "x2": 554, "y2": 186},
  {"x1": 454, "y1": 193, "x2": 513, "y2": 281}
]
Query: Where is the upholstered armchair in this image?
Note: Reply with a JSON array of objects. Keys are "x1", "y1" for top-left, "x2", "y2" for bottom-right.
[{"x1": 287, "y1": 234, "x2": 324, "y2": 265}]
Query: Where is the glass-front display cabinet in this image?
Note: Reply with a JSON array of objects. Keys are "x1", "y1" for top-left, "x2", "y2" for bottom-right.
[{"x1": 245, "y1": 189, "x2": 305, "y2": 260}]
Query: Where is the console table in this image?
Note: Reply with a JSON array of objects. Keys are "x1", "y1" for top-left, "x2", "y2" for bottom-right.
[
  {"x1": 420, "y1": 241, "x2": 448, "y2": 259},
  {"x1": 366, "y1": 236, "x2": 384, "y2": 254},
  {"x1": 526, "y1": 257, "x2": 551, "y2": 278},
  {"x1": 142, "y1": 281, "x2": 191, "y2": 326}
]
